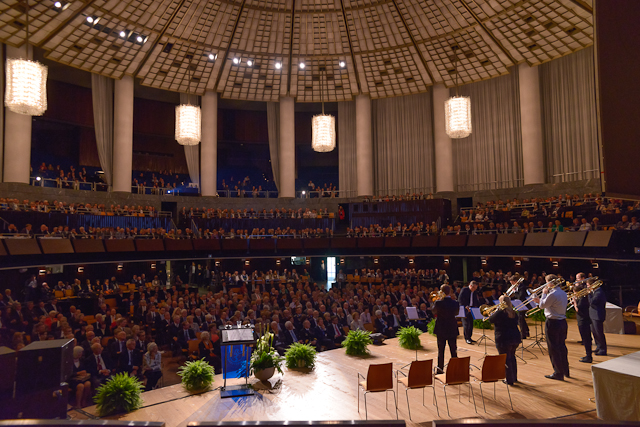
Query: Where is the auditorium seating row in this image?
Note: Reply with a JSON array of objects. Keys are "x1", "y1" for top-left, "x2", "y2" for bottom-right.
[{"x1": 0, "y1": 230, "x2": 615, "y2": 257}]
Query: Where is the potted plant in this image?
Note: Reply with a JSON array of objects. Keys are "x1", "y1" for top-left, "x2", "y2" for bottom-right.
[
  {"x1": 178, "y1": 359, "x2": 216, "y2": 392},
  {"x1": 343, "y1": 329, "x2": 373, "y2": 356},
  {"x1": 397, "y1": 326, "x2": 423, "y2": 350},
  {"x1": 250, "y1": 331, "x2": 284, "y2": 381},
  {"x1": 427, "y1": 319, "x2": 436, "y2": 336},
  {"x1": 93, "y1": 373, "x2": 144, "y2": 417},
  {"x1": 284, "y1": 342, "x2": 317, "y2": 370}
]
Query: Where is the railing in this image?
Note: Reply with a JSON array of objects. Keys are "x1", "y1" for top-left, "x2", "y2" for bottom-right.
[
  {"x1": 455, "y1": 179, "x2": 525, "y2": 192},
  {"x1": 458, "y1": 196, "x2": 603, "y2": 215},
  {"x1": 551, "y1": 169, "x2": 600, "y2": 183},
  {"x1": 31, "y1": 177, "x2": 108, "y2": 191},
  {"x1": 183, "y1": 211, "x2": 334, "y2": 219},
  {"x1": 373, "y1": 187, "x2": 436, "y2": 196},
  {"x1": 0, "y1": 204, "x2": 161, "y2": 217}
]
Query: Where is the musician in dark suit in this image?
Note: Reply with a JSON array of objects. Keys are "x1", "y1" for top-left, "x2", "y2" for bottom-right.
[
  {"x1": 433, "y1": 284, "x2": 460, "y2": 373},
  {"x1": 587, "y1": 278, "x2": 607, "y2": 356},
  {"x1": 458, "y1": 281, "x2": 480, "y2": 344},
  {"x1": 488, "y1": 295, "x2": 521, "y2": 385},
  {"x1": 572, "y1": 281, "x2": 592, "y2": 363},
  {"x1": 510, "y1": 276, "x2": 530, "y2": 339}
]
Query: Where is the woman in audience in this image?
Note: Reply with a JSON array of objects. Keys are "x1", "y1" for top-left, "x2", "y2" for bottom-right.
[
  {"x1": 350, "y1": 312, "x2": 364, "y2": 331},
  {"x1": 198, "y1": 331, "x2": 221, "y2": 373},
  {"x1": 69, "y1": 346, "x2": 92, "y2": 408},
  {"x1": 143, "y1": 342, "x2": 163, "y2": 391}
]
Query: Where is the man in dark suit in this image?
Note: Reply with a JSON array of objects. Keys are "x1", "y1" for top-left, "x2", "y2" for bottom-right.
[
  {"x1": 587, "y1": 278, "x2": 607, "y2": 356},
  {"x1": 374, "y1": 310, "x2": 394, "y2": 338},
  {"x1": 282, "y1": 321, "x2": 299, "y2": 348},
  {"x1": 109, "y1": 331, "x2": 128, "y2": 360},
  {"x1": 571, "y1": 281, "x2": 592, "y2": 363},
  {"x1": 176, "y1": 321, "x2": 196, "y2": 350},
  {"x1": 511, "y1": 276, "x2": 530, "y2": 339},
  {"x1": 86, "y1": 343, "x2": 113, "y2": 388},
  {"x1": 118, "y1": 339, "x2": 143, "y2": 377},
  {"x1": 433, "y1": 284, "x2": 460, "y2": 373},
  {"x1": 326, "y1": 316, "x2": 346, "y2": 345},
  {"x1": 458, "y1": 281, "x2": 480, "y2": 344}
]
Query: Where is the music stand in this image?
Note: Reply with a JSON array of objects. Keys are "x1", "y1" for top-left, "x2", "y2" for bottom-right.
[
  {"x1": 511, "y1": 299, "x2": 536, "y2": 361},
  {"x1": 523, "y1": 301, "x2": 545, "y2": 355},
  {"x1": 220, "y1": 326, "x2": 256, "y2": 398},
  {"x1": 406, "y1": 307, "x2": 421, "y2": 360},
  {"x1": 473, "y1": 308, "x2": 493, "y2": 357}
]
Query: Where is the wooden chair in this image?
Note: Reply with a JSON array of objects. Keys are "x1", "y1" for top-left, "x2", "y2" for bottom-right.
[
  {"x1": 357, "y1": 362, "x2": 398, "y2": 420},
  {"x1": 187, "y1": 339, "x2": 202, "y2": 361},
  {"x1": 396, "y1": 359, "x2": 438, "y2": 419},
  {"x1": 434, "y1": 356, "x2": 477, "y2": 417},
  {"x1": 470, "y1": 353, "x2": 513, "y2": 412},
  {"x1": 101, "y1": 336, "x2": 112, "y2": 347},
  {"x1": 342, "y1": 325, "x2": 350, "y2": 335},
  {"x1": 54, "y1": 290, "x2": 64, "y2": 299},
  {"x1": 65, "y1": 289, "x2": 74, "y2": 297},
  {"x1": 363, "y1": 323, "x2": 375, "y2": 332}
]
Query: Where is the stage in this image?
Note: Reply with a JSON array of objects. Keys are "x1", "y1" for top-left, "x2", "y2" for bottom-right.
[{"x1": 78, "y1": 320, "x2": 640, "y2": 426}]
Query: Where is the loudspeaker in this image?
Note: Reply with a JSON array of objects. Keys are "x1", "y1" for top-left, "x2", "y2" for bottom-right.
[
  {"x1": 0, "y1": 384, "x2": 69, "y2": 420},
  {"x1": 0, "y1": 347, "x2": 16, "y2": 400},
  {"x1": 15, "y1": 338, "x2": 74, "y2": 396}
]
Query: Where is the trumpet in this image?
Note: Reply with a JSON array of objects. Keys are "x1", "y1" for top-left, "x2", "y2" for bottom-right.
[
  {"x1": 513, "y1": 277, "x2": 565, "y2": 313},
  {"x1": 429, "y1": 290, "x2": 445, "y2": 302},
  {"x1": 505, "y1": 277, "x2": 524, "y2": 297}
]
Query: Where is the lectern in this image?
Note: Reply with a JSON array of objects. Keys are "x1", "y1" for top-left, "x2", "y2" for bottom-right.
[{"x1": 220, "y1": 325, "x2": 256, "y2": 398}]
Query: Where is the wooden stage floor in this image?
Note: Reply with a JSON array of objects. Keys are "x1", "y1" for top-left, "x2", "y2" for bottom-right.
[{"x1": 81, "y1": 320, "x2": 640, "y2": 426}]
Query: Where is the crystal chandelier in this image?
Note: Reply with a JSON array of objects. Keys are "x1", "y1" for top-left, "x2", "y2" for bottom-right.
[
  {"x1": 311, "y1": 67, "x2": 336, "y2": 152},
  {"x1": 4, "y1": 0, "x2": 48, "y2": 116},
  {"x1": 444, "y1": 47, "x2": 472, "y2": 139},
  {"x1": 175, "y1": 55, "x2": 201, "y2": 146}
]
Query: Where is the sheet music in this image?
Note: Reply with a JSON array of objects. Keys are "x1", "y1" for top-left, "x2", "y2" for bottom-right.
[
  {"x1": 511, "y1": 299, "x2": 531, "y2": 311},
  {"x1": 470, "y1": 307, "x2": 483, "y2": 320},
  {"x1": 406, "y1": 307, "x2": 419, "y2": 320},
  {"x1": 455, "y1": 306, "x2": 466, "y2": 318}
]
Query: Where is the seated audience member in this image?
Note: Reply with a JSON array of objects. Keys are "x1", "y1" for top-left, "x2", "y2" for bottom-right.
[
  {"x1": 143, "y1": 342, "x2": 163, "y2": 391},
  {"x1": 198, "y1": 331, "x2": 221, "y2": 373},
  {"x1": 86, "y1": 343, "x2": 113, "y2": 388},
  {"x1": 69, "y1": 346, "x2": 92, "y2": 408},
  {"x1": 118, "y1": 339, "x2": 142, "y2": 377},
  {"x1": 374, "y1": 310, "x2": 394, "y2": 338}
]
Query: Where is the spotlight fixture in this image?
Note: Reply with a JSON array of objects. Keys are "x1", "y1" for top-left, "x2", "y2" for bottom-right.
[
  {"x1": 53, "y1": 0, "x2": 69, "y2": 10},
  {"x1": 245, "y1": 260, "x2": 250, "y2": 266},
  {"x1": 247, "y1": 59, "x2": 253, "y2": 67},
  {"x1": 54, "y1": 1, "x2": 62, "y2": 7},
  {"x1": 208, "y1": 53, "x2": 216, "y2": 61},
  {"x1": 299, "y1": 62, "x2": 305, "y2": 69},
  {"x1": 340, "y1": 258, "x2": 345, "y2": 264},
  {"x1": 232, "y1": 57, "x2": 239, "y2": 65},
  {"x1": 552, "y1": 261, "x2": 559, "y2": 267},
  {"x1": 36, "y1": 176, "x2": 41, "y2": 181},
  {"x1": 39, "y1": 269, "x2": 46, "y2": 276},
  {"x1": 136, "y1": 35, "x2": 144, "y2": 43},
  {"x1": 119, "y1": 30, "x2": 127, "y2": 38},
  {"x1": 77, "y1": 267, "x2": 84, "y2": 273},
  {"x1": 444, "y1": 258, "x2": 450, "y2": 264},
  {"x1": 339, "y1": 61, "x2": 346, "y2": 68},
  {"x1": 275, "y1": 62, "x2": 282, "y2": 70},
  {"x1": 276, "y1": 259, "x2": 281, "y2": 265},
  {"x1": 151, "y1": 263, "x2": 156, "y2": 269},
  {"x1": 215, "y1": 261, "x2": 221, "y2": 267},
  {"x1": 86, "y1": 15, "x2": 99, "y2": 24},
  {"x1": 409, "y1": 258, "x2": 414, "y2": 264},
  {"x1": 117, "y1": 263, "x2": 123, "y2": 271},
  {"x1": 592, "y1": 262, "x2": 599, "y2": 269},
  {"x1": 305, "y1": 258, "x2": 310, "y2": 265},
  {"x1": 373, "y1": 258, "x2": 379, "y2": 264},
  {"x1": 515, "y1": 260, "x2": 522, "y2": 266},
  {"x1": 302, "y1": 191, "x2": 306, "y2": 195}
]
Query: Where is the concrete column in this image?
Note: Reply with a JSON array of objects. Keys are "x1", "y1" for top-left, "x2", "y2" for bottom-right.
[
  {"x1": 112, "y1": 75, "x2": 134, "y2": 192},
  {"x1": 433, "y1": 84, "x2": 454, "y2": 193},
  {"x1": 279, "y1": 96, "x2": 295, "y2": 198},
  {"x1": 355, "y1": 94, "x2": 373, "y2": 197},
  {"x1": 3, "y1": 44, "x2": 32, "y2": 184},
  {"x1": 200, "y1": 91, "x2": 218, "y2": 196},
  {"x1": 519, "y1": 63, "x2": 545, "y2": 185}
]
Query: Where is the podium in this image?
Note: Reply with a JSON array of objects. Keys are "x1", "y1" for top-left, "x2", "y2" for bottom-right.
[{"x1": 220, "y1": 325, "x2": 256, "y2": 398}]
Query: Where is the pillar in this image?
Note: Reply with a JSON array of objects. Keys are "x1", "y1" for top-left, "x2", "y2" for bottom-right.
[
  {"x1": 3, "y1": 44, "x2": 32, "y2": 184},
  {"x1": 200, "y1": 91, "x2": 217, "y2": 196},
  {"x1": 279, "y1": 96, "x2": 295, "y2": 198},
  {"x1": 112, "y1": 75, "x2": 134, "y2": 192},
  {"x1": 355, "y1": 94, "x2": 373, "y2": 197},
  {"x1": 519, "y1": 63, "x2": 545, "y2": 185},
  {"x1": 433, "y1": 84, "x2": 454, "y2": 193}
]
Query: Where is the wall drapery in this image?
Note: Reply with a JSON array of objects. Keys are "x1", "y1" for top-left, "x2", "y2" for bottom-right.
[
  {"x1": 91, "y1": 74, "x2": 114, "y2": 186},
  {"x1": 338, "y1": 101, "x2": 357, "y2": 197},
  {"x1": 266, "y1": 102, "x2": 280, "y2": 191}
]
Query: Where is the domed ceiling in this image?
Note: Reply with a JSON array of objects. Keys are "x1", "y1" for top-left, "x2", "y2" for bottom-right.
[{"x1": 0, "y1": 0, "x2": 593, "y2": 102}]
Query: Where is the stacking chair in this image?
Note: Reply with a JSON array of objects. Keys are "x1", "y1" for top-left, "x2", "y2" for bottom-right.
[
  {"x1": 357, "y1": 362, "x2": 398, "y2": 420},
  {"x1": 434, "y1": 356, "x2": 477, "y2": 416},
  {"x1": 470, "y1": 353, "x2": 513, "y2": 412},
  {"x1": 396, "y1": 359, "x2": 438, "y2": 419}
]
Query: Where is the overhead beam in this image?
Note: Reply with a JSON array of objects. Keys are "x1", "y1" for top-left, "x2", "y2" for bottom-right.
[
  {"x1": 567, "y1": 0, "x2": 593, "y2": 14},
  {"x1": 389, "y1": 0, "x2": 436, "y2": 85},
  {"x1": 132, "y1": 0, "x2": 188, "y2": 77},
  {"x1": 285, "y1": 0, "x2": 296, "y2": 95},
  {"x1": 37, "y1": 0, "x2": 97, "y2": 48},
  {"x1": 338, "y1": 0, "x2": 362, "y2": 93},
  {"x1": 212, "y1": 0, "x2": 247, "y2": 92},
  {"x1": 457, "y1": 0, "x2": 517, "y2": 66}
]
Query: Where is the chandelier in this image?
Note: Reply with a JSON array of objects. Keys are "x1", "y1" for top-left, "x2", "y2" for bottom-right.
[
  {"x1": 444, "y1": 47, "x2": 472, "y2": 139},
  {"x1": 4, "y1": 0, "x2": 48, "y2": 116},
  {"x1": 311, "y1": 67, "x2": 336, "y2": 152},
  {"x1": 175, "y1": 55, "x2": 201, "y2": 146}
]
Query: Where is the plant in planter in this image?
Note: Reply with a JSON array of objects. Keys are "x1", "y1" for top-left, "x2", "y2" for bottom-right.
[
  {"x1": 93, "y1": 372, "x2": 144, "y2": 417},
  {"x1": 284, "y1": 342, "x2": 317, "y2": 370},
  {"x1": 397, "y1": 326, "x2": 423, "y2": 350},
  {"x1": 178, "y1": 359, "x2": 216, "y2": 392},
  {"x1": 343, "y1": 329, "x2": 373, "y2": 356},
  {"x1": 427, "y1": 318, "x2": 436, "y2": 336},
  {"x1": 250, "y1": 331, "x2": 284, "y2": 381}
]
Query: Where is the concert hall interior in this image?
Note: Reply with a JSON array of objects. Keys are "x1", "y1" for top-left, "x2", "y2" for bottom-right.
[{"x1": 1, "y1": 0, "x2": 640, "y2": 427}]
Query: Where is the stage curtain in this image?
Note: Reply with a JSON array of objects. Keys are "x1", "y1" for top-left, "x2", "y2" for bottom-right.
[
  {"x1": 267, "y1": 102, "x2": 280, "y2": 191},
  {"x1": 180, "y1": 94, "x2": 200, "y2": 187},
  {"x1": 91, "y1": 73, "x2": 114, "y2": 186},
  {"x1": 451, "y1": 68, "x2": 523, "y2": 191},
  {"x1": 540, "y1": 46, "x2": 599, "y2": 183},
  {"x1": 371, "y1": 92, "x2": 434, "y2": 196},
  {"x1": 338, "y1": 101, "x2": 357, "y2": 197}
]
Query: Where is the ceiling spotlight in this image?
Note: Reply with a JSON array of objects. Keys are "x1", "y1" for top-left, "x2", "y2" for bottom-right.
[
  {"x1": 247, "y1": 59, "x2": 253, "y2": 67},
  {"x1": 299, "y1": 62, "x2": 305, "y2": 69},
  {"x1": 54, "y1": 1, "x2": 62, "y2": 7},
  {"x1": 136, "y1": 35, "x2": 144, "y2": 43},
  {"x1": 233, "y1": 57, "x2": 239, "y2": 65},
  {"x1": 208, "y1": 53, "x2": 216, "y2": 60},
  {"x1": 339, "y1": 61, "x2": 346, "y2": 68},
  {"x1": 119, "y1": 30, "x2": 127, "y2": 38},
  {"x1": 86, "y1": 16, "x2": 94, "y2": 23},
  {"x1": 275, "y1": 62, "x2": 282, "y2": 70}
]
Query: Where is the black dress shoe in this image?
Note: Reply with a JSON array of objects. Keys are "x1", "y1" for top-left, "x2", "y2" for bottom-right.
[
  {"x1": 466, "y1": 340, "x2": 473, "y2": 344},
  {"x1": 469, "y1": 339, "x2": 477, "y2": 343},
  {"x1": 595, "y1": 351, "x2": 607, "y2": 356},
  {"x1": 502, "y1": 379, "x2": 514, "y2": 385},
  {"x1": 545, "y1": 374, "x2": 564, "y2": 381},
  {"x1": 580, "y1": 356, "x2": 593, "y2": 363}
]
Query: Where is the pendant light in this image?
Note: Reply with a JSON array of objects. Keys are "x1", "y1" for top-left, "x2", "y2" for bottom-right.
[
  {"x1": 175, "y1": 54, "x2": 201, "y2": 146},
  {"x1": 444, "y1": 46, "x2": 472, "y2": 139},
  {"x1": 311, "y1": 67, "x2": 336, "y2": 152},
  {"x1": 4, "y1": 0, "x2": 48, "y2": 116}
]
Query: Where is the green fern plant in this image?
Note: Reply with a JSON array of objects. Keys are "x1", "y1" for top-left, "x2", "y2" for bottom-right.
[
  {"x1": 427, "y1": 318, "x2": 436, "y2": 336},
  {"x1": 397, "y1": 326, "x2": 422, "y2": 350},
  {"x1": 93, "y1": 373, "x2": 144, "y2": 417},
  {"x1": 474, "y1": 318, "x2": 493, "y2": 330},
  {"x1": 284, "y1": 342, "x2": 317, "y2": 370},
  {"x1": 178, "y1": 359, "x2": 215, "y2": 392},
  {"x1": 343, "y1": 329, "x2": 373, "y2": 356}
]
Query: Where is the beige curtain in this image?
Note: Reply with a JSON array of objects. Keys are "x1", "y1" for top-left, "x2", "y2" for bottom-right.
[
  {"x1": 451, "y1": 69, "x2": 524, "y2": 191},
  {"x1": 371, "y1": 92, "x2": 435, "y2": 196},
  {"x1": 338, "y1": 101, "x2": 357, "y2": 197},
  {"x1": 540, "y1": 46, "x2": 599, "y2": 183},
  {"x1": 180, "y1": 93, "x2": 200, "y2": 187},
  {"x1": 267, "y1": 102, "x2": 280, "y2": 191},
  {"x1": 91, "y1": 73, "x2": 114, "y2": 186}
]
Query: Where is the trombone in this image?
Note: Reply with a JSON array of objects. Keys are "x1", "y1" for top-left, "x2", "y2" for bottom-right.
[
  {"x1": 566, "y1": 280, "x2": 603, "y2": 310},
  {"x1": 505, "y1": 277, "x2": 524, "y2": 297},
  {"x1": 513, "y1": 277, "x2": 565, "y2": 313},
  {"x1": 524, "y1": 278, "x2": 572, "y2": 317}
]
